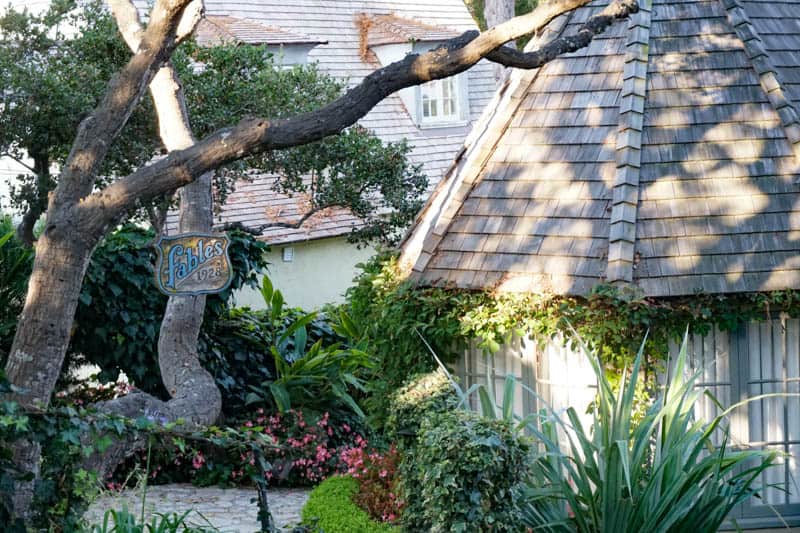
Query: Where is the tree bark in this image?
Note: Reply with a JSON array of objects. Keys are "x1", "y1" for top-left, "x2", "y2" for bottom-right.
[
  {"x1": 5, "y1": 224, "x2": 92, "y2": 516},
  {"x1": 15, "y1": 152, "x2": 51, "y2": 247},
  {"x1": 485, "y1": 0, "x2": 517, "y2": 81}
]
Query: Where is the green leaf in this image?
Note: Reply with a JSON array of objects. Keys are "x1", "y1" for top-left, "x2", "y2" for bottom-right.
[{"x1": 269, "y1": 383, "x2": 291, "y2": 412}]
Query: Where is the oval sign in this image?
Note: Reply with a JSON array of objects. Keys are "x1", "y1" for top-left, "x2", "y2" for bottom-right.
[{"x1": 155, "y1": 233, "x2": 234, "y2": 296}]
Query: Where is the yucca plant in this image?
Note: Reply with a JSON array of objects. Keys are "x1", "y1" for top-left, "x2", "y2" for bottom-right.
[{"x1": 517, "y1": 332, "x2": 781, "y2": 532}]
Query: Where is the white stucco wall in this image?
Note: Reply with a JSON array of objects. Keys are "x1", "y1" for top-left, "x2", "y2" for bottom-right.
[{"x1": 234, "y1": 236, "x2": 375, "y2": 311}]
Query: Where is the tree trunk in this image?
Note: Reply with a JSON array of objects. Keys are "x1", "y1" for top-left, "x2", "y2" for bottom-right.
[
  {"x1": 16, "y1": 152, "x2": 51, "y2": 247},
  {"x1": 5, "y1": 214, "x2": 97, "y2": 518},
  {"x1": 485, "y1": 0, "x2": 516, "y2": 80},
  {"x1": 87, "y1": 3, "x2": 221, "y2": 474},
  {"x1": 103, "y1": 0, "x2": 221, "y2": 427}
]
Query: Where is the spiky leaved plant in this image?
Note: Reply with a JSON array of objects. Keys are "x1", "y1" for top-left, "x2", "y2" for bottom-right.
[{"x1": 517, "y1": 333, "x2": 781, "y2": 532}]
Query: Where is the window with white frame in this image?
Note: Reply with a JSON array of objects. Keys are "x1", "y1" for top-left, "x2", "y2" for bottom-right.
[
  {"x1": 418, "y1": 75, "x2": 464, "y2": 126},
  {"x1": 458, "y1": 322, "x2": 800, "y2": 528},
  {"x1": 679, "y1": 320, "x2": 800, "y2": 528}
]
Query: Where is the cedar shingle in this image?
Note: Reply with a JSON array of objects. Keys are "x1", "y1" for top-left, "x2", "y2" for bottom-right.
[{"x1": 403, "y1": 0, "x2": 800, "y2": 297}]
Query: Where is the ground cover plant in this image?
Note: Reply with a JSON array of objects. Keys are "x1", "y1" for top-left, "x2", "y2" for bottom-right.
[{"x1": 301, "y1": 476, "x2": 399, "y2": 533}]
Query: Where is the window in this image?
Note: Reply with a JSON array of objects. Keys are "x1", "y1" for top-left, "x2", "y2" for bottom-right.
[
  {"x1": 418, "y1": 75, "x2": 465, "y2": 126},
  {"x1": 680, "y1": 320, "x2": 800, "y2": 527},
  {"x1": 459, "y1": 322, "x2": 800, "y2": 528}
]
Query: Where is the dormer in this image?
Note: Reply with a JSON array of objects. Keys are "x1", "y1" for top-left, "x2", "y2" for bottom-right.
[
  {"x1": 360, "y1": 14, "x2": 469, "y2": 129},
  {"x1": 195, "y1": 15, "x2": 326, "y2": 66}
]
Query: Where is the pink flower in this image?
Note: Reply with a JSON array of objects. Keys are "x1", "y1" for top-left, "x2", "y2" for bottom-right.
[
  {"x1": 379, "y1": 469, "x2": 388, "y2": 478},
  {"x1": 192, "y1": 451, "x2": 205, "y2": 470}
]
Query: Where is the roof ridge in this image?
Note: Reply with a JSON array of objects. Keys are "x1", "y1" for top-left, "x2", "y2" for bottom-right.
[
  {"x1": 401, "y1": 13, "x2": 574, "y2": 279},
  {"x1": 203, "y1": 15, "x2": 237, "y2": 42},
  {"x1": 606, "y1": 0, "x2": 653, "y2": 285},
  {"x1": 372, "y1": 13, "x2": 458, "y2": 34},
  {"x1": 721, "y1": 0, "x2": 800, "y2": 160}
]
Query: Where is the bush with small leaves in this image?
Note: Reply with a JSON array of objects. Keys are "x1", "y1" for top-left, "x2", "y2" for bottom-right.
[
  {"x1": 399, "y1": 409, "x2": 530, "y2": 532},
  {"x1": 301, "y1": 476, "x2": 399, "y2": 533},
  {"x1": 384, "y1": 370, "x2": 459, "y2": 448}
]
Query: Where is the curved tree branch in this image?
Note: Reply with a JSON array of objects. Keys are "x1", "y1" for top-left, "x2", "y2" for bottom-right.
[
  {"x1": 484, "y1": 1, "x2": 636, "y2": 68},
  {"x1": 78, "y1": 0, "x2": 638, "y2": 234},
  {"x1": 219, "y1": 206, "x2": 328, "y2": 235},
  {"x1": 47, "y1": 0, "x2": 196, "y2": 215}
]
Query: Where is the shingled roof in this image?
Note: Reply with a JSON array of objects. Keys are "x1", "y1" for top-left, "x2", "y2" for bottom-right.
[
  {"x1": 154, "y1": 0, "x2": 495, "y2": 244},
  {"x1": 365, "y1": 14, "x2": 462, "y2": 47},
  {"x1": 401, "y1": 0, "x2": 800, "y2": 298},
  {"x1": 194, "y1": 15, "x2": 324, "y2": 47}
]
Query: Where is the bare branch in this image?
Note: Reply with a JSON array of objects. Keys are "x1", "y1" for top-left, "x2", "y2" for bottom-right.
[
  {"x1": 484, "y1": 0, "x2": 636, "y2": 68},
  {"x1": 219, "y1": 207, "x2": 327, "y2": 235},
  {"x1": 79, "y1": 0, "x2": 638, "y2": 233}
]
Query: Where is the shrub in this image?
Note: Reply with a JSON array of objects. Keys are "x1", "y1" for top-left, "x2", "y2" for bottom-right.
[
  {"x1": 243, "y1": 279, "x2": 373, "y2": 419},
  {"x1": 340, "y1": 444, "x2": 403, "y2": 523},
  {"x1": 399, "y1": 409, "x2": 530, "y2": 532},
  {"x1": 70, "y1": 225, "x2": 269, "y2": 399},
  {"x1": 385, "y1": 370, "x2": 459, "y2": 448},
  {"x1": 301, "y1": 476, "x2": 399, "y2": 533},
  {"x1": 343, "y1": 253, "x2": 466, "y2": 428},
  {"x1": 199, "y1": 305, "x2": 341, "y2": 417},
  {"x1": 120, "y1": 408, "x2": 367, "y2": 488},
  {"x1": 517, "y1": 335, "x2": 780, "y2": 532},
  {"x1": 0, "y1": 217, "x2": 33, "y2": 363}
]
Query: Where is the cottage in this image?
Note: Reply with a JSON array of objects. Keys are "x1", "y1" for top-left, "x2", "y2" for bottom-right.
[
  {"x1": 400, "y1": 0, "x2": 800, "y2": 527},
  {"x1": 181, "y1": 0, "x2": 497, "y2": 309}
]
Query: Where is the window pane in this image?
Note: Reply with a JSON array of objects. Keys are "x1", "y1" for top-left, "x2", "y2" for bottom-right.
[
  {"x1": 419, "y1": 78, "x2": 459, "y2": 123},
  {"x1": 745, "y1": 318, "x2": 800, "y2": 510}
]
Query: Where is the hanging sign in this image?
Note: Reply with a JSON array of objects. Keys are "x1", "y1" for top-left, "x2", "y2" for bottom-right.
[{"x1": 155, "y1": 233, "x2": 233, "y2": 296}]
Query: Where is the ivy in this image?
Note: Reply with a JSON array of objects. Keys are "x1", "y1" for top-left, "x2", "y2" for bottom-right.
[
  {"x1": 0, "y1": 368, "x2": 278, "y2": 532},
  {"x1": 345, "y1": 253, "x2": 800, "y2": 427},
  {"x1": 67, "y1": 225, "x2": 269, "y2": 398}
]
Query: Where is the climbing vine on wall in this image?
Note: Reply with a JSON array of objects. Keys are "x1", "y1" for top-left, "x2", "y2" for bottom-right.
[{"x1": 345, "y1": 252, "x2": 800, "y2": 425}]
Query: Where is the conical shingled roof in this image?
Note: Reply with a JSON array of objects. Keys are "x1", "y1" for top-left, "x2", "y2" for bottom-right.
[{"x1": 400, "y1": 0, "x2": 800, "y2": 297}]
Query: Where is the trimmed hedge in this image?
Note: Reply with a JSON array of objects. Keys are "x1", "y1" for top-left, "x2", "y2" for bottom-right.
[
  {"x1": 301, "y1": 476, "x2": 399, "y2": 533},
  {"x1": 399, "y1": 410, "x2": 530, "y2": 532},
  {"x1": 385, "y1": 369, "x2": 459, "y2": 448}
]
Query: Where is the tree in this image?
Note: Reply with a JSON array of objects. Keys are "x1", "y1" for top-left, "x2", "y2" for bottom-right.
[
  {"x1": 0, "y1": 0, "x2": 159, "y2": 245},
  {"x1": 3, "y1": 0, "x2": 638, "y2": 520},
  {"x1": 2, "y1": 1, "x2": 428, "y2": 511},
  {"x1": 0, "y1": 2, "x2": 426, "y2": 245}
]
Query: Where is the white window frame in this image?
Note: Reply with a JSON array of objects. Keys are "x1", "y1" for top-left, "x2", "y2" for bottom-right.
[
  {"x1": 415, "y1": 72, "x2": 469, "y2": 128},
  {"x1": 680, "y1": 320, "x2": 800, "y2": 529}
]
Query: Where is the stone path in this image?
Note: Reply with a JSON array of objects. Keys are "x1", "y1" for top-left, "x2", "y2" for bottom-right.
[{"x1": 85, "y1": 484, "x2": 311, "y2": 532}]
